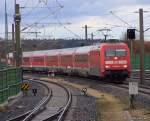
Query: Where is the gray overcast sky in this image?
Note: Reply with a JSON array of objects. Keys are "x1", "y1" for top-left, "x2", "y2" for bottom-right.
[{"x1": 1, "y1": 0, "x2": 150, "y2": 40}]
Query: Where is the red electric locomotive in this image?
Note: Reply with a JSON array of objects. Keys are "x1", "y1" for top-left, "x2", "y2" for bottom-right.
[{"x1": 8, "y1": 42, "x2": 131, "y2": 82}]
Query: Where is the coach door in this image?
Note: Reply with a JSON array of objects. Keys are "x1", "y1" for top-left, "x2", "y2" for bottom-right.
[{"x1": 89, "y1": 50, "x2": 100, "y2": 76}]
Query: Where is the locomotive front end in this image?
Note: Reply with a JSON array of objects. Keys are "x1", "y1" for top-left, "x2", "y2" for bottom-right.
[{"x1": 103, "y1": 44, "x2": 130, "y2": 80}]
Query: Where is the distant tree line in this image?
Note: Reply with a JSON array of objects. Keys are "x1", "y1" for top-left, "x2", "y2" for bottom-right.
[{"x1": 0, "y1": 38, "x2": 150, "y2": 59}]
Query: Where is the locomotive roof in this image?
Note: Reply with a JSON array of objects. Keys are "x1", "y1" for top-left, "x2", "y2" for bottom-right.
[{"x1": 101, "y1": 42, "x2": 127, "y2": 46}]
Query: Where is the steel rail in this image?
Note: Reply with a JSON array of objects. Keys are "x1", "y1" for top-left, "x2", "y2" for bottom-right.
[
  {"x1": 25, "y1": 77, "x2": 72, "y2": 121},
  {"x1": 6, "y1": 80, "x2": 51, "y2": 121},
  {"x1": 22, "y1": 79, "x2": 52, "y2": 121},
  {"x1": 6, "y1": 110, "x2": 32, "y2": 121},
  {"x1": 57, "y1": 82, "x2": 72, "y2": 121},
  {"x1": 131, "y1": 70, "x2": 150, "y2": 81}
]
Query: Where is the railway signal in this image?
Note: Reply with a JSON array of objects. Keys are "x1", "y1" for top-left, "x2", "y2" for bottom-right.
[
  {"x1": 127, "y1": 28, "x2": 136, "y2": 60},
  {"x1": 127, "y1": 29, "x2": 135, "y2": 39}
]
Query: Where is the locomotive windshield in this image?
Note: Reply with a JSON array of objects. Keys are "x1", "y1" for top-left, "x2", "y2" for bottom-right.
[
  {"x1": 105, "y1": 49, "x2": 126, "y2": 57},
  {"x1": 116, "y1": 49, "x2": 126, "y2": 56}
]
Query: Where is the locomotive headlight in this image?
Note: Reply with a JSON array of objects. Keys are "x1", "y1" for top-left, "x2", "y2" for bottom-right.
[
  {"x1": 105, "y1": 65, "x2": 110, "y2": 68},
  {"x1": 123, "y1": 65, "x2": 127, "y2": 68}
]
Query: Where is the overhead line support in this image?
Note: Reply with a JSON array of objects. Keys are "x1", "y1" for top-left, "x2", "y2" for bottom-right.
[
  {"x1": 14, "y1": 4, "x2": 22, "y2": 67},
  {"x1": 139, "y1": 8, "x2": 145, "y2": 84}
]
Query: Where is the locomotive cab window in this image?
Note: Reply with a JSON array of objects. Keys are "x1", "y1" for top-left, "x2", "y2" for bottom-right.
[
  {"x1": 105, "y1": 49, "x2": 126, "y2": 57},
  {"x1": 105, "y1": 49, "x2": 115, "y2": 57},
  {"x1": 116, "y1": 49, "x2": 126, "y2": 56}
]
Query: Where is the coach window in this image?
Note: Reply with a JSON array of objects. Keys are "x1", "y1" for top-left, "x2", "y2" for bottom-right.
[
  {"x1": 75, "y1": 55, "x2": 88, "y2": 62},
  {"x1": 23, "y1": 57, "x2": 29, "y2": 62},
  {"x1": 33, "y1": 57, "x2": 43, "y2": 62},
  {"x1": 62, "y1": 55, "x2": 71, "y2": 62},
  {"x1": 47, "y1": 56, "x2": 56, "y2": 62}
]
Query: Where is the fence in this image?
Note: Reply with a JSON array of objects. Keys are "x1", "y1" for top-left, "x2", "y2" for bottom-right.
[
  {"x1": 0, "y1": 68, "x2": 22, "y2": 104},
  {"x1": 0, "y1": 61, "x2": 7, "y2": 69},
  {"x1": 131, "y1": 54, "x2": 150, "y2": 70}
]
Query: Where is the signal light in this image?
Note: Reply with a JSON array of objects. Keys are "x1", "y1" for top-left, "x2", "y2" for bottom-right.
[{"x1": 127, "y1": 29, "x2": 135, "y2": 39}]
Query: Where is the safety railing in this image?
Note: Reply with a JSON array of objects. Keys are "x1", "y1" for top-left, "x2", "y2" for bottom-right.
[
  {"x1": 0, "y1": 68, "x2": 22, "y2": 104},
  {"x1": 131, "y1": 54, "x2": 150, "y2": 70}
]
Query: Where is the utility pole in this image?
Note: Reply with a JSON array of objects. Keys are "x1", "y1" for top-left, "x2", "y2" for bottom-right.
[
  {"x1": 12, "y1": 24, "x2": 16, "y2": 66},
  {"x1": 139, "y1": 8, "x2": 145, "y2": 84},
  {"x1": 14, "y1": 4, "x2": 21, "y2": 67},
  {"x1": 85, "y1": 25, "x2": 88, "y2": 41},
  {"x1": 5, "y1": 0, "x2": 8, "y2": 60},
  {"x1": 91, "y1": 33, "x2": 94, "y2": 41}
]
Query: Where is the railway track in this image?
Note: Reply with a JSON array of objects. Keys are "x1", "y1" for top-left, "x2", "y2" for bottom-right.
[
  {"x1": 131, "y1": 70, "x2": 150, "y2": 80},
  {"x1": 50, "y1": 73, "x2": 150, "y2": 97},
  {"x1": 23, "y1": 73, "x2": 150, "y2": 112},
  {"x1": 109, "y1": 83, "x2": 150, "y2": 96},
  {"x1": 7, "y1": 78, "x2": 72, "y2": 121}
]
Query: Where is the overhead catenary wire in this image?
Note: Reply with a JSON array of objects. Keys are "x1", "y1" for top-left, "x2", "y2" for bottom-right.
[
  {"x1": 21, "y1": 0, "x2": 62, "y2": 31},
  {"x1": 110, "y1": 11, "x2": 133, "y2": 28},
  {"x1": 21, "y1": 0, "x2": 81, "y2": 39},
  {"x1": 21, "y1": 6, "x2": 62, "y2": 32},
  {"x1": 23, "y1": 0, "x2": 29, "y2": 8},
  {"x1": 44, "y1": 3, "x2": 82, "y2": 39},
  {"x1": 21, "y1": 2, "x2": 40, "y2": 18}
]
